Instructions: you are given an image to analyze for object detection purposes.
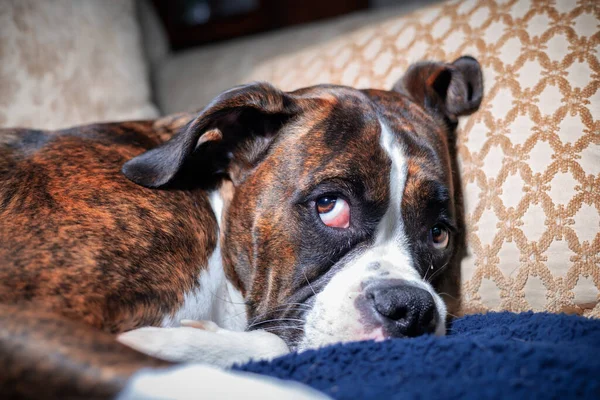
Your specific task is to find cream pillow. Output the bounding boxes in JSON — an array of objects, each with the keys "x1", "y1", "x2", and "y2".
[
  {"x1": 0, "y1": 0, "x2": 158, "y2": 129},
  {"x1": 247, "y1": 0, "x2": 600, "y2": 317}
]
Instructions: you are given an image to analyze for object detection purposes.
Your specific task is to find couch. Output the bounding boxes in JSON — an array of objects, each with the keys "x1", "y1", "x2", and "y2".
[
  {"x1": 2, "y1": 0, "x2": 597, "y2": 318},
  {"x1": 2, "y1": 1, "x2": 599, "y2": 399}
]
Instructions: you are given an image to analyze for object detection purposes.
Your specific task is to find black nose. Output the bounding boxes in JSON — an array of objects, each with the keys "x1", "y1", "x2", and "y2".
[{"x1": 365, "y1": 281, "x2": 438, "y2": 337}]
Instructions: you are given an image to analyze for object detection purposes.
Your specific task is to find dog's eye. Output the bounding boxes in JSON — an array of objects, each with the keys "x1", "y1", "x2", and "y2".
[
  {"x1": 430, "y1": 224, "x2": 449, "y2": 249},
  {"x1": 316, "y1": 196, "x2": 350, "y2": 229}
]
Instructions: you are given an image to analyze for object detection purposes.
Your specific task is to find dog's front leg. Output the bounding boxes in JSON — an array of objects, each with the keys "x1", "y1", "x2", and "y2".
[
  {"x1": 118, "y1": 321, "x2": 289, "y2": 368},
  {"x1": 117, "y1": 323, "x2": 331, "y2": 400}
]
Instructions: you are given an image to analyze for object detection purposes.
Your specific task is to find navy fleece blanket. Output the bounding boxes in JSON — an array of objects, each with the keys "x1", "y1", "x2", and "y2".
[{"x1": 236, "y1": 312, "x2": 600, "y2": 399}]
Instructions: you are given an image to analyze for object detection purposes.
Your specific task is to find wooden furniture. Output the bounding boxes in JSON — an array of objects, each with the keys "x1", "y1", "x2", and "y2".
[{"x1": 151, "y1": 0, "x2": 369, "y2": 50}]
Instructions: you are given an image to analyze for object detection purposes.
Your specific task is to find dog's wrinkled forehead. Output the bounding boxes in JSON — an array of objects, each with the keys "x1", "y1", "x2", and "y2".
[
  {"x1": 257, "y1": 86, "x2": 451, "y2": 198},
  {"x1": 261, "y1": 86, "x2": 392, "y2": 198}
]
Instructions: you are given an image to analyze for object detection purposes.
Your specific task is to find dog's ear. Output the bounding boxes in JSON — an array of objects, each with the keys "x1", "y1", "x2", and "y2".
[
  {"x1": 393, "y1": 56, "x2": 483, "y2": 122},
  {"x1": 122, "y1": 82, "x2": 299, "y2": 188}
]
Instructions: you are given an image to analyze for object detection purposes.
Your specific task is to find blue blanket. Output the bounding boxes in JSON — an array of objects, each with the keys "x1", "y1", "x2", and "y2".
[{"x1": 237, "y1": 312, "x2": 600, "y2": 399}]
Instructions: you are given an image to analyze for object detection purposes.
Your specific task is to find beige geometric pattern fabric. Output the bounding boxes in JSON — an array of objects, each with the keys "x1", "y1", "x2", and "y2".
[
  {"x1": 247, "y1": 0, "x2": 600, "y2": 317},
  {"x1": 0, "y1": 0, "x2": 158, "y2": 130}
]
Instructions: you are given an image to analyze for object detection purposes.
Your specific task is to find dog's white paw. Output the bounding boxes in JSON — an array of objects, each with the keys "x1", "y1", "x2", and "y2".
[
  {"x1": 180, "y1": 319, "x2": 220, "y2": 332},
  {"x1": 118, "y1": 325, "x2": 289, "y2": 368},
  {"x1": 118, "y1": 364, "x2": 330, "y2": 400}
]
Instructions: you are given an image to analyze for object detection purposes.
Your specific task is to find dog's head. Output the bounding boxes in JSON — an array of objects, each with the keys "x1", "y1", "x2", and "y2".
[{"x1": 123, "y1": 56, "x2": 483, "y2": 350}]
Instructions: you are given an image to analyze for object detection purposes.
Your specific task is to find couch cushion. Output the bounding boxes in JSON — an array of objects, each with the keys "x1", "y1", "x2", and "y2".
[
  {"x1": 0, "y1": 0, "x2": 158, "y2": 130},
  {"x1": 245, "y1": 0, "x2": 599, "y2": 316}
]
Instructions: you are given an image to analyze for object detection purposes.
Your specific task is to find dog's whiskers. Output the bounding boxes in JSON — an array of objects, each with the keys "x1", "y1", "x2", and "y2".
[
  {"x1": 437, "y1": 292, "x2": 459, "y2": 301},
  {"x1": 427, "y1": 260, "x2": 450, "y2": 283},
  {"x1": 220, "y1": 304, "x2": 310, "y2": 327},
  {"x1": 247, "y1": 303, "x2": 311, "y2": 322},
  {"x1": 262, "y1": 326, "x2": 305, "y2": 333},
  {"x1": 423, "y1": 254, "x2": 434, "y2": 281},
  {"x1": 200, "y1": 277, "x2": 311, "y2": 325},
  {"x1": 303, "y1": 268, "x2": 317, "y2": 296},
  {"x1": 248, "y1": 317, "x2": 305, "y2": 330}
]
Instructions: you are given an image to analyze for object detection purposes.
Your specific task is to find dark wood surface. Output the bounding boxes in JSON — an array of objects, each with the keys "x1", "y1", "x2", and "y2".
[{"x1": 151, "y1": 0, "x2": 369, "y2": 51}]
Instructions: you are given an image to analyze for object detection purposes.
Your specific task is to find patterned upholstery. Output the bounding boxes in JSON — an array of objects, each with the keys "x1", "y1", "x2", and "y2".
[
  {"x1": 0, "y1": 0, "x2": 158, "y2": 130},
  {"x1": 247, "y1": 0, "x2": 600, "y2": 316},
  {"x1": 2, "y1": 0, "x2": 597, "y2": 316}
]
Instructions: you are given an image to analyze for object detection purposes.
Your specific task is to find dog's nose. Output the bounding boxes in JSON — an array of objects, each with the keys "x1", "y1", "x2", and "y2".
[{"x1": 365, "y1": 281, "x2": 437, "y2": 337}]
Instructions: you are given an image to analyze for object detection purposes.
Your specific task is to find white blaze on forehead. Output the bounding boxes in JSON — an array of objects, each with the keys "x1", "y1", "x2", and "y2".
[
  {"x1": 375, "y1": 120, "x2": 409, "y2": 246},
  {"x1": 298, "y1": 118, "x2": 446, "y2": 350},
  {"x1": 366, "y1": 119, "x2": 417, "y2": 282}
]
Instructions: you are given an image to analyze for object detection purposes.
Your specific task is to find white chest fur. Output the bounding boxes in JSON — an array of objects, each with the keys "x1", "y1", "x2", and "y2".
[{"x1": 161, "y1": 190, "x2": 247, "y2": 331}]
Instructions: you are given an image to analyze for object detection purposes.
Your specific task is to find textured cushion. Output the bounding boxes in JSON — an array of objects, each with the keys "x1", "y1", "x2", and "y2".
[
  {"x1": 238, "y1": 312, "x2": 600, "y2": 399},
  {"x1": 0, "y1": 0, "x2": 158, "y2": 130},
  {"x1": 246, "y1": 0, "x2": 600, "y2": 316}
]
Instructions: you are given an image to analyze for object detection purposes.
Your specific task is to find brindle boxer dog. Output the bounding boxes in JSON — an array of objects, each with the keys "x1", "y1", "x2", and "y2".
[{"x1": 0, "y1": 56, "x2": 482, "y2": 399}]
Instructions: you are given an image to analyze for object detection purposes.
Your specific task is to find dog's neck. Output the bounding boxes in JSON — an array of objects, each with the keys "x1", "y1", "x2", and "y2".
[{"x1": 160, "y1": 183, "x2": 248, "y2": 331}]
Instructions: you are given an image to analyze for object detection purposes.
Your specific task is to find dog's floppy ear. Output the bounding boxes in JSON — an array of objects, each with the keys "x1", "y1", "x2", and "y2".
[
  {"x1": 393, "y1": 56, "x2": 483, "y2": 122},
  {"x1": 122, "y1": 82, "x2": 298, "y2": 188}
]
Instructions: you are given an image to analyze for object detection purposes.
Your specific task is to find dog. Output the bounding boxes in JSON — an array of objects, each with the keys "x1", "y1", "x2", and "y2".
[{"x1": 0, "y1": 56, "x2": 482, "y2": 399}]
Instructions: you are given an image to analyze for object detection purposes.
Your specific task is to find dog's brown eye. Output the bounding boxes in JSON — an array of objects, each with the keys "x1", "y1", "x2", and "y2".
[
  {"x1": 316, "y1": 196, "x2": 350, "y2": 229},
  {"x1": 316, "y1": 197, "x2": 336, "y2": 213},
  {"x1": 431, "y1": 225, "x2": 449, "y2": 249}
]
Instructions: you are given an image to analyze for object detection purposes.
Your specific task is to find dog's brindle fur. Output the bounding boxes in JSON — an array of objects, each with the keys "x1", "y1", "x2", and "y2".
[
  {"x1": 0, "y1": 115, "x2": 216, "y2": 332},
  {"x1": 0, "y1": 57, "x2": 482, "y2": 398}
]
